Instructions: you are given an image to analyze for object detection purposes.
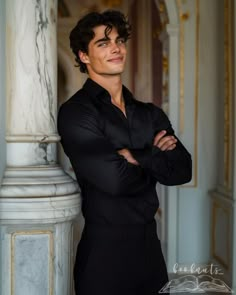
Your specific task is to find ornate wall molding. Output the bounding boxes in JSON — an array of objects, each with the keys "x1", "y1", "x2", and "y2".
[
  {"x1": 211, "y1": 199, "x2": 231, "y2": 270},
  {"x1": 223, "y1": 0, "x2": 233, "y2": 191},
  {"x1": 176, "y1": 0, "x2": 199, "y2": 187},
  {"x1": 11, "y1": 230, "x2": 54, "y2": 295},
  {"x1": 176, "y1": 0, "x2": 186, "y2": 134}
]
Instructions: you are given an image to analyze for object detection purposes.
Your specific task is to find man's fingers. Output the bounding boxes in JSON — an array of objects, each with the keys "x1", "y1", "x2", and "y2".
[
  {"x1": 153, "y1": 130, "x2": 167, "y2": 146},
  {"x1": 157, "y1": 136, "x2": 172, "y2": 148},
  {"x1": 155, "y1": 136, "x2": 176, "y2": 148},
  {"x1": 117, "y1": 148, "x2": 139, "y2": 165},
  {"x1": 129, "y1": 159, "x2": 139, "y2": 165},
  {"x1": 117, "y1": 148, "x2": 129, "y2": 157},
  {"x1": 160, "y1": 137, "x2": 177, "y2": 150},
  {"x1": 153, "y1": 134, "x2": 177, "y2": 151},
  {"x1": 166, "y1": 143, "x2": 176, "y2": 151}
]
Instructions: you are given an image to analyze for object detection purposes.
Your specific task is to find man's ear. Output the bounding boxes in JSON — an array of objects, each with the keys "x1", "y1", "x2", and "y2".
[{"x1": 79, "y1": 50, "x2": 90, "y2": 64}]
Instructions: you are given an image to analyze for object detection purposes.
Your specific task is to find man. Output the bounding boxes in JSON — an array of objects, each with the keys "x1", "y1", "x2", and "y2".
[{"x1": 58, "y1": 10, "x2": 192, "y2": 295}]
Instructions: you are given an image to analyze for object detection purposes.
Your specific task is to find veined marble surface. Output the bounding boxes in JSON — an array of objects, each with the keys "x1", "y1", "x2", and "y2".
[
  {"x1": 6, "y1": 0, "x2": 57, "y2": 136},
  {"x1": 13, "y1": 234, "x2": 51, "y2": 295},
  {"x1": 7, "y1": 142, "x2": 57, "y2": 166},
  {"x1": 0, "y1": 165, "x2": 81, "y2": 223},
  {"x1": 0, "y1": 165, "x2": 79, "y2": 196},
  {"x1": 1, "y1": 220, "x2": 76, "y2": 295},
  {"x1": 0, "y1": 194, "x2": 81, "y2": 223}
]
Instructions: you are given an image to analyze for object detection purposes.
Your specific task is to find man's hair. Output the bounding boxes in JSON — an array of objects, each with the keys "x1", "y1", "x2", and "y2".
[{"x1": 69, "y1": 10, "x2": 132, "y2": 73}]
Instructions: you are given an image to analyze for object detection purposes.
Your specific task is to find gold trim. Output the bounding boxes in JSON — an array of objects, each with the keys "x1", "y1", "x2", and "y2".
[
  {"x1": 155, "y1": 0, "x2": 169, "y2": 102},
  {"x1": 176, "y1": 0, "x2": 185, "y2": 134},
  {"x1": 178, "y1": 0, "x2": 199, "y2": 188},
  {"x1": 223, "y1": 0, "x2": 233, "y2": 189},
  {"x1": 181, "y1": 12, "x2": 189, "y2": 21},
  {"x1": 211, "y1": 200, "x2": 230, "y2": 269},
  {"x1": 70, "y1": 223, "x2": 74, "y2": 295},
  {"x1": 11, "y1": 230, "x2": 54, "y2": 295},
  {"x1": 156, "y1": 0, "x2": 169, "y2": 30}
]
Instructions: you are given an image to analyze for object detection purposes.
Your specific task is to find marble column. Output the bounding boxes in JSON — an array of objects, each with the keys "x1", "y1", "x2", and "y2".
[{"x1": 0, "y1": 1, "x2": 80, "y2": 295}]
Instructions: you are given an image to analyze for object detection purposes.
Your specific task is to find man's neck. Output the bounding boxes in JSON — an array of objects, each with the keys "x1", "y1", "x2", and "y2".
[{"x1": 89, "y1": 74, "x2": 123, "y2": 106}]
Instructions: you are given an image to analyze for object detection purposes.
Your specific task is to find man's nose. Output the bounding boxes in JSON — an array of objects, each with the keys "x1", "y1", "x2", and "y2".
[{"x1": 111, "y1": 42, "x2": 120, "y2": 53}]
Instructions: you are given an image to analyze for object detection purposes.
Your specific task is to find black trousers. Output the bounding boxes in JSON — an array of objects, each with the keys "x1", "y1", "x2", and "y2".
[{"x1": 74, "y1": 220, "x2": 169, "y2": 295}]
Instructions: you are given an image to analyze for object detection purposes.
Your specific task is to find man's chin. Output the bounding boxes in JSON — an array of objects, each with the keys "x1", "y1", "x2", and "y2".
[{"x1": 101, "y1": 70, "x2": 125, "y2": 76}]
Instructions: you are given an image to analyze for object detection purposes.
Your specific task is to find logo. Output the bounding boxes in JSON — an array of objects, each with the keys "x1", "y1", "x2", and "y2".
[{"x1": 159, "y1": 263, "x2": 234, "y2": 293}]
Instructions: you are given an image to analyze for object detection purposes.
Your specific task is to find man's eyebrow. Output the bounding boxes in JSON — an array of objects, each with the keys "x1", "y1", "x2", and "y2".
[
  {"x1": 93, "y1": 36, "x2": 124, "y2": 45},
  {"x1": 94, "y1": 37, "x2": 110, "y2": 44}
]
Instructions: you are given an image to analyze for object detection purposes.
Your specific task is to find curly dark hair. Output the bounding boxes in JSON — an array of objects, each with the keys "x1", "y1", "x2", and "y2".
[{"x1": 69, "y1": 10, "x2": 132, "y2": 73}]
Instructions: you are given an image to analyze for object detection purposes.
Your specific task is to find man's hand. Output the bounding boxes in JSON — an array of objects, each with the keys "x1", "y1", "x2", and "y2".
[
  {"x1": 153, "y1": 130, "x2": 177, "y2": 151},
  {"x1": 118, "y1": 130, "x2": 176, "y2": 165},
  {"x1": 117, "y1": 148, "x2": 139, "y2": 165}
]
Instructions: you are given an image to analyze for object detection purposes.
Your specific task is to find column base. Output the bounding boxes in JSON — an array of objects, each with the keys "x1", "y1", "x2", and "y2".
[{"x1": 0, "y1": 165, "x2": 81, "y2": 295}]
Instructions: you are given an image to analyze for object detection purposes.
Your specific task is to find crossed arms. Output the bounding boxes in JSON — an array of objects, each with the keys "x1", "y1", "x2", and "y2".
[
  {"x1": 58, "y1": 102, "x2": 192, "y2": 196},
  {"x1": 118, "y1": 130, "x2": 177, "y2": 165}
]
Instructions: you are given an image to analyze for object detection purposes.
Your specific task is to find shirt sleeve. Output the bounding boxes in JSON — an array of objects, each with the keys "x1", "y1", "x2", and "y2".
[
  {"x1": 58, "y1": 102, "x2": 151, "y2": 196},
  {"x1": 131, "y1": 104, "x2": 192, "y2": 186}
]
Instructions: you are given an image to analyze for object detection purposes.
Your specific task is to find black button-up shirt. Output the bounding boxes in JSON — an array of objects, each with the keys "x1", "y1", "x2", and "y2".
[{"x1": 58, "y1": 78, "x2": 192, "y2": 225}]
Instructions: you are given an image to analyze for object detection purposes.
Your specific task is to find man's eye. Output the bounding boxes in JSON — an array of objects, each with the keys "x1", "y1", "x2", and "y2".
[
  {"x1": 98, "y1": 42, "x2": 108, "y2": 47},
  {"x1": 117, "y1": 39, "x2": 125, "y2": 44}
]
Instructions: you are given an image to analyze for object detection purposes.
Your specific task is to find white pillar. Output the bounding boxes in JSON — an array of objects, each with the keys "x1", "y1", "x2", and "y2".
[{"x1": 0, "y1": 1, "x2": 80, "y2": 295}]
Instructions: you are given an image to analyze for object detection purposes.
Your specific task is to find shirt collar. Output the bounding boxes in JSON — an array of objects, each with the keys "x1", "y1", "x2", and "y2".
[{"x1": 83, "y1": 78, "x2": 136, "y2": 106}]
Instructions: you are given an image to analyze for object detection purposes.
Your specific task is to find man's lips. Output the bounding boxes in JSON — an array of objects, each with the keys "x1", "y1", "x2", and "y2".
[{"x1": 107, "y1": 57, "x2": 124, "y2": 62}]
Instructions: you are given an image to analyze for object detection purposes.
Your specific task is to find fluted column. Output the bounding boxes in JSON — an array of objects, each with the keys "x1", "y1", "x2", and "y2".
[{"x1": 0, "y1": 1, "x2": 80, "y2": 295}]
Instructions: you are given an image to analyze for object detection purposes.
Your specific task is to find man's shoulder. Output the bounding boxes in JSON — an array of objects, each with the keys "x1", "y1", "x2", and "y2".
[
  {"x1": 57, "y1": 88, "x2": 100, "y2": 134},
  {"x1": 59, "y1": 88, "x2": 95, "y2": 114},
  {"x1": 63, "y1": 88, "x2": 91, "y2": 106}
]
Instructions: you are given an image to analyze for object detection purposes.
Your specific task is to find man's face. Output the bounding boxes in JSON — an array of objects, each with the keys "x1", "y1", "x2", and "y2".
[{"x1": 80, "y1": 25, "x2": 127, "y2": 77}]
